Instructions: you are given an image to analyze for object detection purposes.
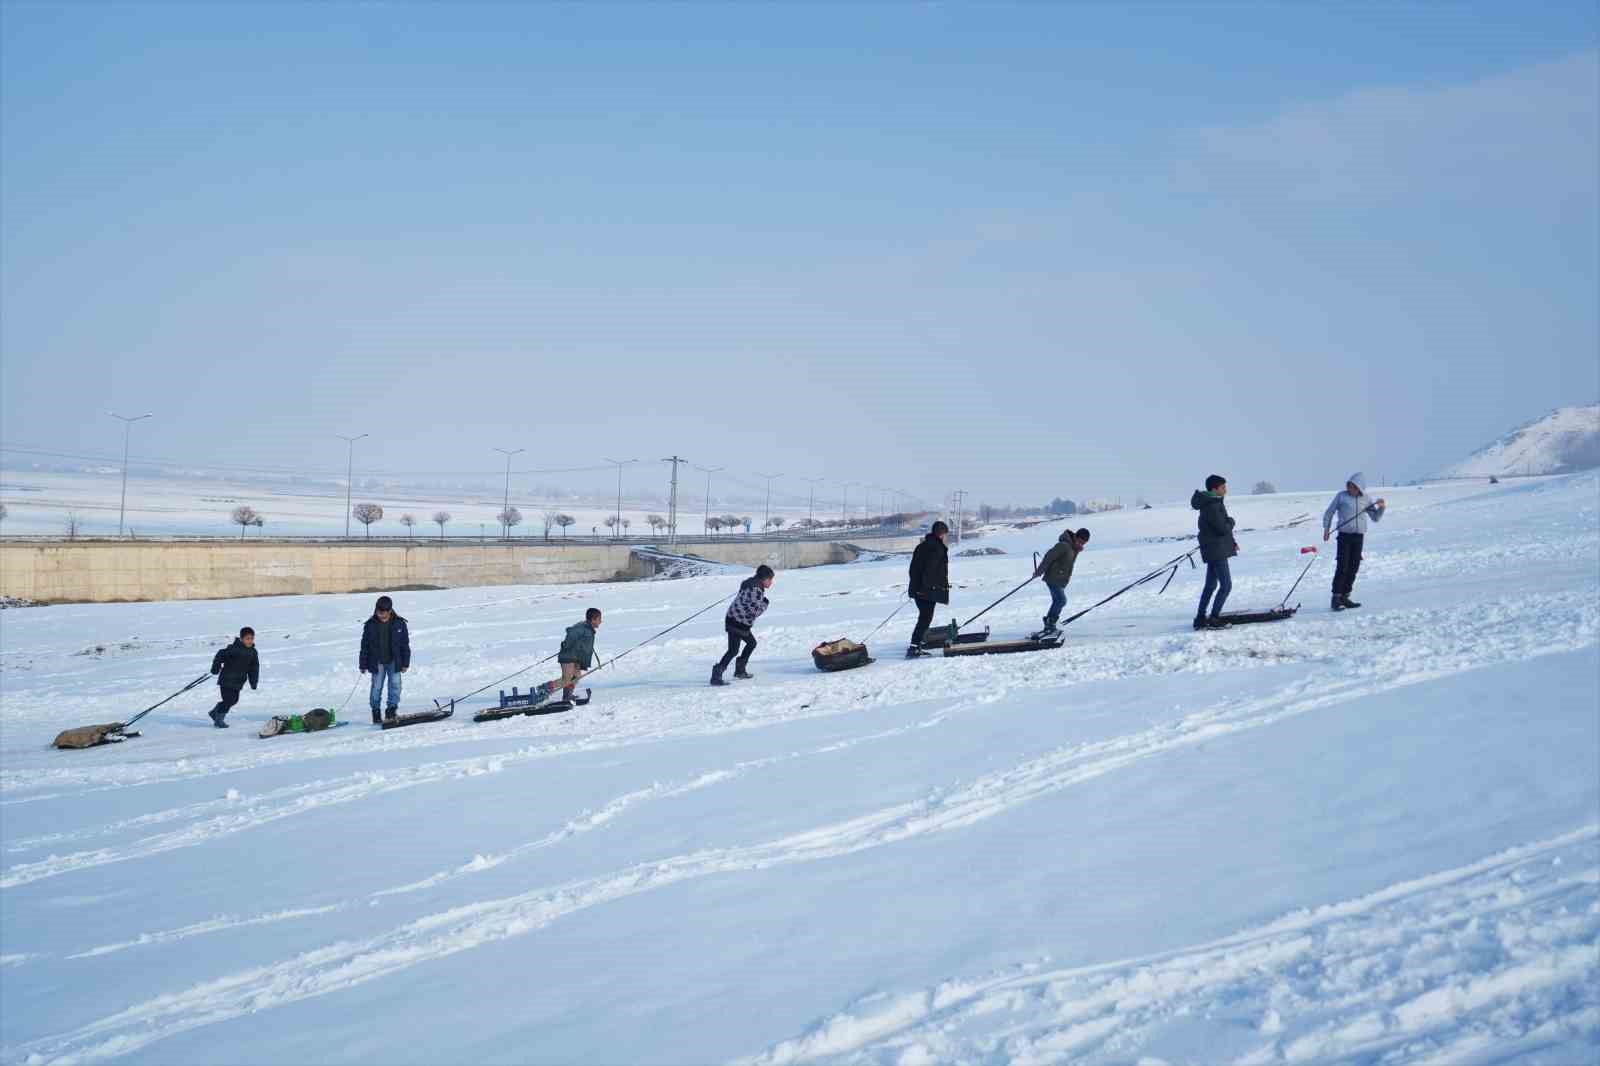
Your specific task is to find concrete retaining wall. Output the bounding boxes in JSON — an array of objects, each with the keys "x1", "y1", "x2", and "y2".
[{"x1": 0, "y1": 537, "x2": 922, "y2": 604}]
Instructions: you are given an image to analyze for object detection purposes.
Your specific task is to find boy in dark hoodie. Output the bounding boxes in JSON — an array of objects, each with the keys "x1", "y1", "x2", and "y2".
[
  {"x1": 712, "y1": 565, "x2": 774, "y2": 686},
  {"x1": 208, "y1": 627, "x2": 259, "y2": 728},
  {"x1": 1191, "y1": 475, "x2": 1238, "y2": 630},
  {"x1": 1033, "y1": 527, "x2": 1090, "y2": 636}
]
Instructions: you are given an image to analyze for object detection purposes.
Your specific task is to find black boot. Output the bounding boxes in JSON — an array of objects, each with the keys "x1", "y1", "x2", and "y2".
[
  {"x1": 734, "y1": 666, "x2": 754, "y2": 680},
  {"x1": 1331, "y1": 595, "x2": 1345, "y2": 612},
  {"x1": 1193, "y1": 616, "x2": 1208, "y2": 631},
  {"x1": 561, "y1": 686, "x2": 575, "y2": 703},
  {"x1": 905, "y1": 643, "x2": 927, "y2": 659},
  {"x1": 1341, "y1": 594, "x2": 1361, "y2": 609},
  {"x1": 1207, "y1": 616, "x2": 1232, "y2": 630},
  {"x1": 371, "y1": 708, "x2": 384, "y2": 725},
  {"x1": 710, "y1": 667, "x2": 729, "y2": 687},
  {"x1": 384, "y1": 706, "x2": 399, "y2": 722},
  {"x1": 209, "y1": 708, "x2": 229, "y2": 728}
]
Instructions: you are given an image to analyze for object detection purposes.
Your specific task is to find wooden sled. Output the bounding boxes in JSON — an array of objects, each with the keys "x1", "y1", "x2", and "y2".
[
  {"x1": 943, "y1": 635, "x2": 1064, "y2": 657},
  {"x1": 474, "y1": 689, "x2": 591, "y2": 722}
]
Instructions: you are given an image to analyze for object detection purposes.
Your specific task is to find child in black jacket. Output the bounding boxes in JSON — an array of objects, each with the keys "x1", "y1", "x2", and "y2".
[{"x1": 209, "y1": 627, "x2": 259, "y2": 728}]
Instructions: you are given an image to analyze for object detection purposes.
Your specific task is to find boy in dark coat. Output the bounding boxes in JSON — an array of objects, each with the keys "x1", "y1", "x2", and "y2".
[
  {"x1": 906, "y1": 521, "x2": 950, "y2": 657},
  {"x1": 712, "y1": 565, "x2": 774, "y2": 686},
  {"x1": 1191, "y1": 475, "x2": 1238, "y2": 630},
  {"x1": 1033, "y1": 527, "x2": 1090, "y2": 635},
  {"x1": 359, "y1": 595, "x2": 411, "y2": 724},
  {"x1": 208, "y1": 627, "x2": 259, "y2": 728}
]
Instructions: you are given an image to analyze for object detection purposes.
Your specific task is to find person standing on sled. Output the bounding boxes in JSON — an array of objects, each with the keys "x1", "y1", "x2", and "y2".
[
  {"x1": 1323, "y1": 472, "x2": 1386, "y2": 611},
  {"x1": 360, "y1": 595, "x2": 411, "y2": 724},
  {"x1": 1191, "y1": 475, "x2": 1239, "y2": 630},
  {"x1": 711, "y1": 565, "x2": 774, "y2": 686},
  {"x1": 1033, "y1": 527, "x2": 1090, "y2": 637},
  {"x1": 209, "y1": 626, "x2": 259, "y2": 728},
  {"x1": 906, "y1": 520, "x2": 951, "y2": 657}
]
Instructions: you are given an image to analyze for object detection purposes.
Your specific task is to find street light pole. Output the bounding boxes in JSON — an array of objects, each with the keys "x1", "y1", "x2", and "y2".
[
  {"x1": 802, "y1": 476, "x2": 824, "y2": 530},
  {"x1": 493, "y1": 447, "x2": 524, "y2": 538},
  {"x1": 842, "y1": 481, "x2": 857, "y2": 527},
  {"x1": 693, "y1": 465, "x2": 723, "y2": 537},
  {"x1": 603, "y1": 458, "x2": 638, "y2": 540},
  {"x1": 756, "y1": 472, "x2": 782, "y2": 533},
  {"x1": 107, "y1": 411, "x2": 152, "y2": 537},
  {"x1": 336, "y1": 433, "x2": 368, "y2": 538}
]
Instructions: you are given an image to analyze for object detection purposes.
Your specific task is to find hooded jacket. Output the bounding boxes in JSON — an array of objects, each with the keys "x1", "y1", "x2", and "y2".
[
  {"x1": 1323, "y1": 471, "x2": 1384, "y2": 536},
  {"x1": 907, "y1": 533, "x2": 951, "y2": 604},
  {"x1": 360, "y1": 611, "x2": 411, "y2": 672},
  {"x1": 558, "y1": 620, "x2": 597, "y2": 668},
  {"x1": 1191, "y1": 490, "x2": 1237, "y2": 564},
  {"x1": 726, "y1": 576, "x2": 771, "y2": 628},
  {"x1": 1036, "y1": 530, "x2": 1082, "y2": 587},
  {"x1": 211, "y1": 638, "x2": 260, "y2": 691}
]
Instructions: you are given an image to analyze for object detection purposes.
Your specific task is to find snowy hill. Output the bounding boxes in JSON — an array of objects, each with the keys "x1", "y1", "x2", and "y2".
[
  {"x1": 1, "y1": 476, "x2": 1596, "y2": 1063},
  {"x1": 1442, "y1": 403, "x2": 1600, "y2": 478}
]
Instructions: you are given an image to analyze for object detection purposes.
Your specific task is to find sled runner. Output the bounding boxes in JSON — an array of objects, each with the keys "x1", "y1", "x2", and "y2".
[
  {"x1": 474, "y1": 689, "x2": 592, "y2": 722},
  {"x1": 943, "y1": 634, "x2": 1065, "y2": 656},
  {"x1": 1215, "y1": 607, "x2": 1298, "y2": 626},
  {"x1": 812, "y1": 638, "x2": 874, "y2": 672},
  {"x1": 381, "y1": 703, "x2": 457, "y2": 729}
]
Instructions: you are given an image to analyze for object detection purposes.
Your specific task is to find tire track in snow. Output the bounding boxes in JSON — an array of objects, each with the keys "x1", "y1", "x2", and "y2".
[
  {"x1": 7, "y1": 644, "x2": 1592, "y2": 1066},
  {"x1": 65, "y1": 906, "x2": 344, "y2": 960},
  {"x1": 741, "y1": 827, "x2": 1600, "y2": 1065}
]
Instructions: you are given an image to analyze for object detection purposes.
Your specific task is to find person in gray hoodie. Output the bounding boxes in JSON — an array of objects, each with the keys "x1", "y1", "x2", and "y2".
[{"x1": 1322, "y1": 472, "x2": 1386, "y2": 611}]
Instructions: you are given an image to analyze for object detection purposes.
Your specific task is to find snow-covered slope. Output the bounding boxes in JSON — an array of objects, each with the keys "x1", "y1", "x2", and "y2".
[
  {"x1": 1443, "y1": 404, "x2": 1600, "y2": 478},
  {"x1": 1, "y1": 476, "x2": 1596, "y2": 1064}
]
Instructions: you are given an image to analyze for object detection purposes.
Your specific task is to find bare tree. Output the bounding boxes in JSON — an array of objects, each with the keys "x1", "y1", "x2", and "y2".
[
  {"x1": 622, "y1": 517, "x2": 631, "y2": 535},
  {"x1": 542, "y1": 511, "x2": 560, "y2": 541},
  {"x1": 352, "y1": 503, "x2": 384, "y2": 538},
  {"x1": 64, "y1": 511, "x2": 81, "y2": 539},
  {"x1": 399, "y1": 513, "x2": 417, "y2": 540},
  {"x1": 556, "y1": 513, "x2": 575, "y2": 538},
  {"x1": 604, "y1": 515, "x2": 619, "y2": 537},
  {"x1": 1252, "y1": 481, "x2": 1277, "y2": 495},
  {"x1": 252, "y1": 514, "x2": 266, "y2": 534},
  {"x1": 497, "y1": 507, "x2": 523, "y2": 536},
  {"x1": 766, "y1": 516, "x2": 786, "y2": 531},
  {"x1": 0, "y1": 502, "x2": 7, "y2": 525},
  {"x1": 707, "y1": 516, "x2": 723, "y2": 535},
  {"x1": 433, "y1": 511, "x2": 451, "y2": 539},
  {"x1": 231, "y1": 505, "x2": 260, "y2": 539},
  {"x1": 646, "y1": 513, "x2": 666, "y2": 535}
]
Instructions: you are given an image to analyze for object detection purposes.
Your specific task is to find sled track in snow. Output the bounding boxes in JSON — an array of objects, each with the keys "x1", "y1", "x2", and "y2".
[
  {"x1": 744, "y1": 827, "x2": 1600, "y2": 1065},
  {"x1": 4, "y1": 589, "x2": 1594, "y2": 892},
  {"x1": 7, "y1": 633, "x2": 1597, "y2": 1064}
]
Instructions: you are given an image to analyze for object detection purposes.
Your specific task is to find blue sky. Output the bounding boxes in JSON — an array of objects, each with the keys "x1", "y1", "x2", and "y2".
[{"x1": 2, "y1": 2, "x2": 1595, "y2": 508}]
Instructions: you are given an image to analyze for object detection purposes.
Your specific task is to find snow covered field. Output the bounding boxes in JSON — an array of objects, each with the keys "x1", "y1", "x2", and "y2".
[{"x1": 1, "y1": 475, "x2": 1596, "y2": 1064}]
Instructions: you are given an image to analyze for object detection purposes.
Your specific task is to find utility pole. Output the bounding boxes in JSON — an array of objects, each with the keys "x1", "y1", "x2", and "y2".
[
  {"x1": 107, "y1": 411, "x2": 153, "y2": 537},
  {"x1": 493, "y1": 447, "x2": 523, "y2": 538},
  {"x1": 336, "y1": 432, "x2": 368, "y2": 538},
  {"x1": 661, "y1": 455, "x2": 687, "y2": 549},
  {"x1": 603, "y1": 458, "x2": 638, "y2": 540},
  {"x1": 952, "y1": 489, "x2": 968, "y2": 544},
  {"x1": 757, "y1": 471, "x2": 782, "y2": 533},
  {"x1": 694, "y1": 464, "x2": 724, "y2": 538},
  {"x1": 802, "y1": 476, "x2": 824, "y2": 531}
]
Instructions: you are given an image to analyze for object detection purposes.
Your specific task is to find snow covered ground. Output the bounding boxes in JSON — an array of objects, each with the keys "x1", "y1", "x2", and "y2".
[
  {"x1": 1443, "y1": 404, "x2": 1600, "y2": 479},
  {"x1": 1, "y1": 475, "x2": 1596, "y2": 1064}
]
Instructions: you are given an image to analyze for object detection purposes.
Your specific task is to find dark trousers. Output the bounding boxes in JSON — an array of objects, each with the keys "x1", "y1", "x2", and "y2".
[
  {"x1": 211, "y1": 685, "x2": 241, "y2": 719},
  {"x1": 909, "y1": 597, "x2": 938, "y2": 645},
  {"x1": 1198, "y1": 559, "x2": 1232, "y2": 618},
  {"x1": 716, "y1": 623, "x2": 756, "y2": 673},
  {"x1": 1332, "y1": 532, "x2": 1364, "y2": 596}
]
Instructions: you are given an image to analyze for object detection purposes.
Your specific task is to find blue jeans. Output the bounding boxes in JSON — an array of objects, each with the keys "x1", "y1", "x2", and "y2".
[
  {"x1": 369, "y1": 663, "x2": 402, "y2": 712},
  {"x1": 1198, "y1": 560, "x2": 1232, "y2": 618},
  {"x1": 1045, "y1": 583, "x2": 1068, "y2": 625}
]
